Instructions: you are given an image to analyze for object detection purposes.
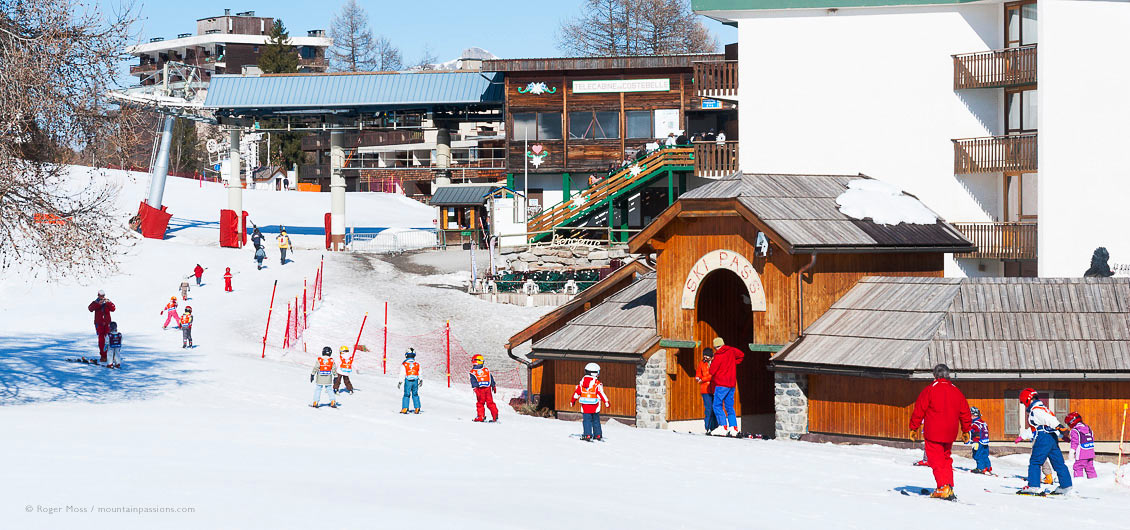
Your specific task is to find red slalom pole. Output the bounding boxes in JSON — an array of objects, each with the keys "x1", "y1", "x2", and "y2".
[
  {"x1": 283, "y1": 301, "x2": 291, "y2": 349},
  {"x1": 318, "y1": 255, "x2": 325, "y2": 302},
  {"x1": 445, "y1": 320, "x2": 452, "y2": 388},
  {"x1": 303, "y1": 278, "x2": 308, "y2": 329},
  {"x1": 382, "y1": 301, "x2": 388, "y2": 374},
  {"x1": 352, "y1": 312, "x2": 368, "y2": 360},
  {"x1": 294, "y1": 296, "x2": 300, "y2": 334},
  {"x1": 261, "y1": 280, "x2": 278, "y2": 358}
]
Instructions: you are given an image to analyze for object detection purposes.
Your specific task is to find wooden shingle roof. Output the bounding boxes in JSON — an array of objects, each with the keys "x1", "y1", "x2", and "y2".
[
  {"x1": 530, "y1": 273, "x2": 658, "y2": 361},
  {"x1": 677, "y1": 173, "x2": 973, "y2": 251},
  {"x1": 773, "y1": 277, "x2": 1130, "y2": 380}
]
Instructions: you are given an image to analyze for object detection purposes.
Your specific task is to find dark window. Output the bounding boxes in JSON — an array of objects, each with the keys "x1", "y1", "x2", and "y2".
[
  {"x1": 568, "y1": 111, "x2": 619, "y2": 140},
  {"x1": 1006, "y1": 88, "x2": 1037, "y2": 133},
  {"x1": 1005, "y1": 0, "x2": 1037, "y2": 48},
  {"x1": 625, "y1": 111, "x2": 653, "y2": 139},
  {"x1": 512, "y1": 113, "x2": 535, "y2": 141},
  {"x1": 537, "y1": 113, "x2": 562, "y2": 140},
  {"x1": 513, "y1": 112, "x2": 561, "y2": 141}
]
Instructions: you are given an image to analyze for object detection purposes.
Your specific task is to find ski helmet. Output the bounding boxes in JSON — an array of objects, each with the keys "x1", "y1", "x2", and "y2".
[
  {"x1": 584, "y1": 362, "x2": 600, "y2": 374},
  {"x1": 1019, "y1": 388, "x2": 1038, "y2": 405},
  {"x1": 340, "y1": 346, "x2": 350, "y2": 354},
  {"x1": 969, "y1": 406, "x2": 981, "y2": 418},
  {"x1": 97, "y1": 289, "x2": 105, "y2": 296},
  {"x1": 184, "y1": 306, "x2": 192, "y2": 312},
  {"x1": 322, "y1": 346, "x2": 333, "y2": 356},
  {"x1": 1065, "y1": 412, "x2": 1083, "y2": 428},
  {"x1": 171, "y1": 296, "x2": 176, "y2": 301},
  {"x1": 405, "y1": 348, "x2": 416, "y2": 359},
  {"x1": 472, "y1": 354, "x2": 484, "y2": 365}
]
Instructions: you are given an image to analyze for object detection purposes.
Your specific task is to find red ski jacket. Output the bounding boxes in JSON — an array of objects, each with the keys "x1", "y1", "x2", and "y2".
[
  {"x1": 194, "y1": 265, "x2": 204, "y2": 279},
  {"x1": 909, "y1": 378, "x2": 972, "y2": 442},
  {"x1": 88, "y1": 299, "x2": 116, "y2": 327},
  {"x1": 708, "y1": 345, "x2": 744, "y2": 388}
]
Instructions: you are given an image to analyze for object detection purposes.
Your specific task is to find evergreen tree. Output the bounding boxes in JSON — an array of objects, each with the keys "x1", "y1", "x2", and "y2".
[
  {"x1": 170, "y1": 119, "x2": 201, "y2": 175},
  {"x1": 258, "y1": 20, "x2": 299, "y2": 74}
]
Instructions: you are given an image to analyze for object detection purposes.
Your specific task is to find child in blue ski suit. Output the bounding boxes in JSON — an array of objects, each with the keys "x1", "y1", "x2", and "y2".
[
  {"x1": 1015, "y1": 388, "x2": 1073, "y2": 495},
  {"x1": 398, "y1": 349, "x2": 422, "y2": 414},
  {"x1": 967, "y1": 406, "x2": 991, "y2": 473}
]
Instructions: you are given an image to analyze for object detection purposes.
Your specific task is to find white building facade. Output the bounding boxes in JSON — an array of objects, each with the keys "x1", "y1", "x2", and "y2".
[{"x1": 694, "y1": 0, "x2": 1130, "y2": 277}]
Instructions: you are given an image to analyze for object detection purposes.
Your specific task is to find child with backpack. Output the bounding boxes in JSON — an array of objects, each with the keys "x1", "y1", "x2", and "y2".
[
  {"x1": 397, "y1": 348, "x2": 422, "y2": 414},
  {"x1": 469, "y1": 354, "x2": 498, "y2": 422},
  {"x1": 1066, "y1": 412, "x2": 1097, "y2": 479},
  {"x1": 569, "y1": 362, "x2": 610, "y2": 442},
  {"x1": 254, "y1": 246, "x2": 267, "y2": 270},
  {"x1": 181, "y1": 306, "x2": 193, "y2": 348},
  {"x1": 106, "y1": 321, "x2": 123, "y2": 369},
  {"x1": 967, "y1": 406, "x2": 992, "y2": 474},
  {"x1": 162, "y1": 296, "x2": 181, "y2": 329}
]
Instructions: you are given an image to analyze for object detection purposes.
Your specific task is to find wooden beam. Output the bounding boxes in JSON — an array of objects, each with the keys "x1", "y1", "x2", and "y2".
[
  {"x1": 748, "y1": 343, "x2": 785, "y2": 352},
  {"x1": 659, "y1": 339, "x2": 698, "y2": 348},
  {"x1": 677, "y1": 210, "x2": 741, "y2": 218}
]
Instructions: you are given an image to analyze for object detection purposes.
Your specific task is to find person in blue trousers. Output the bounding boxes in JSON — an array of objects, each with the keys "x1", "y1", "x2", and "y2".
[
  {"x1": 397, "y1": 349, "x2": 423, "y2": 414},
  {"x1": 695, "y1": 348, "x2": 718, "y2": 434},
  {"x1": 708, "y1": 337, "x2": 744, "y2": 436},
  {"x1": 967, "y1": 406, "x2": 992, "y2": 473},
  {"x1": 1015, "y1": 388, "x2": 1073, "y2": 495}
]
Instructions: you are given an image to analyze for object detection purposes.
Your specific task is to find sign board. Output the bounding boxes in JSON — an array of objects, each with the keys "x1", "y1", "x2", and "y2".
[
  {"x1": 701, "y1": 98, "x2": 722, "y2": 109},
  {"x1": 572, "y1": 78, "x2": 670, "y2": 94},
  {"x1": 680, "y1": 249, "x2": 767, "y2": 311},
  {"x1": 654, "y1": 109, "x2": 681, "y2": 139}
]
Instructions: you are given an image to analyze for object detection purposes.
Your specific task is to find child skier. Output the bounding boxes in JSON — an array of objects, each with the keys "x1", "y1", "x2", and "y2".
[
  {"x1": 180, "y1": 306, "x2": 193, "y2": 348},
  {"x1": 106, "y1": 321, "x2": 123, "y2": 369},
  {"x1": 193, "y1": 264, "x2": 205, "y2": 286},
  {"x1": 1016, "y1": 388, "x2": 1073, "y2": 495},
  {"x1": 277, "y1": 228, "x2": 291, "y2": 265},
  {"x1": 1066, "y1": 412, "x2": 1097, "y2": 479},
  {"x1": 695, "y1": 348, "x2": 717, "y2": 435},
  {"x1": 469, "y1": 354, "x2": 498, "y2": 422},
  {"x1": 254, "y1": 246, "x2": 267, "y2": 270},
  {"x1": 397, "y1": 348, "x2": 422, "y2": 414},
  {"x1": 223, "y1": 267, "x2": 234, "y2": 292},
  {"x1": 967, "y1": 406, "x2": 992, "y2": 474},
  {"x1": 162, "y1": 296, "x2": 181, "y2": 329},
  {"x1": 334, "y1": 346, "x2": 355, "y2": 394},
  {"x1": 569, "y1": 362, "x2": 610, "y2": 442},
  {"x1": 179, "y1": 278, "x2": 190, "y2": 300},
  {"x1": 310, "y1": 346, "x2": 338, "y2": 408}
]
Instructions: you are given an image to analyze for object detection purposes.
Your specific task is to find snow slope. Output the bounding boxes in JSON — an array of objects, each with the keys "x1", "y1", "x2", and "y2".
[{"x1": 1, "y1": 169, "x2": 1129, "y2": 529}]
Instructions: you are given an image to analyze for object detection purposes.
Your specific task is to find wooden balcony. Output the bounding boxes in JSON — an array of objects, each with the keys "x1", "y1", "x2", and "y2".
[
  {"x1": 693, "y1": 141, "x2": 739, "y2": 178},
  {"x1": 953, "y1": 45, "x2": 1037, "y2": 90},
  {"x1": 953, "y1": 134, "x2": 1037, "y2": 174},
  {"x1": 693, "y1": 60, "x2": 738, "y2": 99},
  {"x1": 952, "y1": 222, "x2": 1037, "y2": 260}
]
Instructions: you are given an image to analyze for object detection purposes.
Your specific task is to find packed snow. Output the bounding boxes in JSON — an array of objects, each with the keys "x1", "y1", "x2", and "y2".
[
  {"x1": 2, "y1": 167, "x2": 1128, "y2": 529},
  {"x1": 836, "y1": 178, "x2": 938, "y2": 225}
]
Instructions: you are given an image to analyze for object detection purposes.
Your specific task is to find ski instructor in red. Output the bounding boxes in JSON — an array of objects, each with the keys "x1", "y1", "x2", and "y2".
[
  {"x1": 908, "y1": 363, "x2": 972, "y2": 500},
  {"x1": 87, "y1": 289, "x2": 116, "y2": 363}
]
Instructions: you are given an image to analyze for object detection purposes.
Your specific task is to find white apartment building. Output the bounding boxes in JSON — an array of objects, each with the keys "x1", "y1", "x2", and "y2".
[{"x1": 694, "y1": 0, "x2": 1130, "y2": 277}]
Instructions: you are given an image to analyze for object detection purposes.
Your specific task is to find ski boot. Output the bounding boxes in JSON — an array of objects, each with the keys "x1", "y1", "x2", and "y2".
[
  {"x1": 312, "y1": 402, "x2": 320, "y2": 408},
  {"x1": 182, "y1": 342, "x2": 187, "y2": 349},
  {"x1": 472, "y1": 417, "x2": 485, "y2": 422},
  {"x1": 188, "y1": 341, "x2": 192, "y2": 348},
  {"x1": 330, "y1": 401, "x2": 337, "y2": 408},
  {"x1": 913, "y1": 459, "x2": 929, "y2": 467},
  {"x1": 1016, "y1": 485, "x2": 1045, "y2": 496},
  {"x1": 579, "y1": 435, "x2": 592, "y2": 442},
  {"x1": 929, "y1": 485, "x2": 955, "y2": 500},
  {"x1": 399, "y1": 408, "x2": 409, "y2": 414},
  {"x1": 488, "y1": 418, "x2": 498, "y2": 423},
  {"x1": 594, "y1": 435, "x2": 602, "y2": 441},
  {"x1": 413, "y1": 408, "x2": 421, "y2": 414},
  {"x1": 1051, "y1": 486, "x2": 1073, "y2": 496},
  {"x1": 970, "y1": 468, "x2": 989, "y2": 475},
  {"x1": 1042, "y1": 473, "x2": 1054, "y2": 485}
]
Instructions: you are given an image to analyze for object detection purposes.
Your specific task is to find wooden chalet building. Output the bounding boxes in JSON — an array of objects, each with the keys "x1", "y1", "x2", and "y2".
[{"x1": 507, "y1": 172, "x2": 974, "y2": 432}]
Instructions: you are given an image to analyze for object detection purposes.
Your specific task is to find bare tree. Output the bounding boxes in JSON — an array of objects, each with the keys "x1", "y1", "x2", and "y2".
[
  {"x1": 374, "y1": 35, "x2": 403, "y2": 71},
  {"x1": 557, "y1": 0, "x2": 718, "y2": 56},
  {"x1": 0, "y1": 0, "x2": 141, "y2": 277},
  {"x1": 412, "y1": 43, "x2": 438, "y2": 70},
  {"x1": 328, "y1": 0, "x2": 376, "y2": 71}
]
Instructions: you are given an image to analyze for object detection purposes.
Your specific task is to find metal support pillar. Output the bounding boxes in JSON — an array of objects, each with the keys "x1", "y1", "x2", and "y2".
[
  {"x1": 147, "y1": 115, "x2": 176, "y2": 208},
  {"x1": 227, "y1": 128, "x2": 242, "y2": 216},
  {"x1": 329, "y1": 128, "x2": 346, "y2": 250},
  {"x1": 435, "y1": 126, "x2": 452, "y2": 187}
]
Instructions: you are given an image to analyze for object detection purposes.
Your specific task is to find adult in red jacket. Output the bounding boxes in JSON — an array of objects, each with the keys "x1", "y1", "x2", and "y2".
[
  {"x1": 909, "y1": 364, "x2": 973, "y2": 500},
  {"x1": 87, "y1": 290, "x2": 116, "y2": 363},
  {"x1": 708, "y1": 337, "x2": 745, "y2": 436}
]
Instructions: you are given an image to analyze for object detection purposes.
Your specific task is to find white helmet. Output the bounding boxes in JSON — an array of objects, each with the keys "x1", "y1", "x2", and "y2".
[{"x1": 584, "y1": 362, "x2": 600, "y2": 374}]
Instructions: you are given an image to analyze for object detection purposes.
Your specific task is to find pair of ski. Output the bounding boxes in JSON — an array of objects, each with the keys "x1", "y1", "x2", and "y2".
[{"x1": 65, "y1": 358, "x2": 122, "y2": 369}]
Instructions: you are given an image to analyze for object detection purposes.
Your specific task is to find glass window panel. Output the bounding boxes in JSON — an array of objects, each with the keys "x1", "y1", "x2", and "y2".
[
  {"x1": 537, "y1": 113, "x2": 562, "y2": 140},
  {"x1": 1006, "y1": 8, "x2": 1019, "y2": 47},
  {"x1": 1021, "y1": 173, "x2": 1038, "y2": 218},
  {"x1": 594, "y1": 111, "x2": 619, "y2": 139},
  {"x1": 1006, "y1": 92, "x2": 1021, "y2": 132},
  {"x1": 1021, "y1": 4, "x2": 1038, "y2": 45},
  {"x1": 568, "y1": 111, "x2": 593, "y2": 139},
  {"x1": 512, "y1": 113, "x2": 535, "y2": 141},
  {"x1": 1006, "y1": 175, "x2": 1020, "y2": 222},
  {"x1": 1023, "y1": 89, "x2": 1038, "y2": 131},
  {"x1": 625, "y1": 110, "x2": 653, "y2": 138}
]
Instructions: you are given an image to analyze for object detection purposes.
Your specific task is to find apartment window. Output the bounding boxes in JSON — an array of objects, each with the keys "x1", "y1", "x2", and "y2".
[
  {"x1": 1005, "y1": 0, "x2": 1037, "y2": 48},
  {"x1": 569, "y1": 111, "x2": 619, "y2": 139},
  {"x1": 512, "y1": 112, "x2": 561, "y2": 141},
  {"x1": 1004, "y1": 172, "x2": 1038, "y2": 221},
  {"x1": 625, "y1": 110, "x2": 654, "y2": 139},
  {"x1": 1006, "y1": 88, "x2": 1037, "y2": 133}
]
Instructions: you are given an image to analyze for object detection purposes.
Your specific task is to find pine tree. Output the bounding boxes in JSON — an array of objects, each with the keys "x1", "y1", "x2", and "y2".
[
  {"x1": 258, "y1": 20, "x2": 299, "y2": 74},
  {"x1": 170, "y1": 120, "x2": 201, "y2": 176}
]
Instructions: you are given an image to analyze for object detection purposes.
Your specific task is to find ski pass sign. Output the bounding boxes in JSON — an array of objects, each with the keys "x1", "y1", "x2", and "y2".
[{"x1": 680, "y1": 249, "x2": 767, "y2": 311}]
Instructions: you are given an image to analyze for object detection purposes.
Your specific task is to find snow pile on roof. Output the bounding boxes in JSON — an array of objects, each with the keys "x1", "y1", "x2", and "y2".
[
  {"x1": 434, "y1": 47, "x2": 497, "y2": 70},
  {"x1": 835, "y1": 179, "x2": 937, "y2": 226}
]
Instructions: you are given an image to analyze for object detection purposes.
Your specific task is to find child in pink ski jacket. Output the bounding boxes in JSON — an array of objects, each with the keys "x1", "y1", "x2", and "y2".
[
  {"x1": 1066, "y1": 412, "x2": 1097, "y2": 479},
  {"x1": 162, "y1": 297, "x2": 181, "y2": 329}
]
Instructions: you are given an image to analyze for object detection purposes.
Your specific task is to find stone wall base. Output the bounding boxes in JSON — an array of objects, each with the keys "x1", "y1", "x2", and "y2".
[
  {"x1": 636, "y1": 350, "x2": 667, "y2": 429},
  {"x1": 774, "y1": 371, "x2": 808, "y2": 440}
]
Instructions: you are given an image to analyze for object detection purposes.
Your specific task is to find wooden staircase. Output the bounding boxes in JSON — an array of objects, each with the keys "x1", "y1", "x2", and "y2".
[{"x1": 526, "y1": 147, "x2": 694, "y2": 242}]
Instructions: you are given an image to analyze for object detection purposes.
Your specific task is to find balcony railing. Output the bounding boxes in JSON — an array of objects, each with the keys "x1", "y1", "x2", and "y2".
[
  {"x1": 693, "y1": 141, "x2": 739, "y2": 178},
  {"x1": 693, "y1": 60, "x2": 738, "y2": 98},
  {"x1": 953, "y1": 45, "x2": 1037, "y2": 90},
  {"x1": 300, "y1": 130, "x2": 425, "y2": 151},
  {"x1": 952, "y1": 222, "x2": 1038, "y2": 260},
  {"x1": 297, "y1": 57, "x2": 328, "y2": 70},
  {"x1": 953, "y1": 134, "x2": 1037, "y2": 174}
]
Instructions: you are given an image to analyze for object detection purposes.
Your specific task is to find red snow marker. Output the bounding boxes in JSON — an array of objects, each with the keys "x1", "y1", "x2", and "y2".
[
  {"x1": 382, "y1": 301, "x2": 388, "y2": 374},
  {"x1": 262, "y1": 280, "x2": 278, "y2": 358},
  {"x1": 352, "y1": 312, "x2": 368, "y2": 363},
  {"x1": 282, "y1": 301, "x2": 291, "y2": 349},
  {"x1": 446, "y1": 320, "x2": 451, "y2": 388}
]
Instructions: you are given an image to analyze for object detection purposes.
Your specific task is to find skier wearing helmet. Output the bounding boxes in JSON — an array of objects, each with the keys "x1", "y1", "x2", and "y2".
[
  {"x1": 569, "y1": 362, "x2": 610, "y2": 441},
  {"x1": 334, "y1": 346, "x2": 355, "y2": 394},
  {"x1": 398, "y1": 348, "x2": 422, "y2": 414},
  {"x1": 1015, "y1": 388, "x2": 1073, "y2": 495},
  {"x1": 310, "y1": 347, "x2": 338, "y2": 408},
  {"x1": 180, "y1": 306, "x2": 194, "y2": 348},
  {"x1": 162, "y1": 296, "x2": 181, "y2": 329},
  {"x1": 469, "y1": 354, "x2": 498, "y2": 422}
]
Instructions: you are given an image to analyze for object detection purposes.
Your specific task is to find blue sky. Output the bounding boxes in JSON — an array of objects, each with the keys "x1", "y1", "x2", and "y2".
[{"x1": 116, "y1": 0, "x2": 735, "y2": 64}]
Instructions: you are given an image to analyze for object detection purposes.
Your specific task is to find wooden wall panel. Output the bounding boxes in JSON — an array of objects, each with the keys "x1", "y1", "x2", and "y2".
[
  {"x1": 809, "y1": 375, "x2": 1130, "y2": 441},
  {"x1": 554, "y1": 360, "x2": 636, "y2": 417}
]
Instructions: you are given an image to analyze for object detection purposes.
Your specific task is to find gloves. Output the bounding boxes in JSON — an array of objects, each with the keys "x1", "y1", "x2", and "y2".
[
  {"x1": 1013, "y1": 436, "x2": 1024, "y2": 444},
  {"x1": 961, "y1": 431, "x2": 971, "y2": 443},
  {"x1": 309, "y1": 375, "x2": 314, "y2": 383},
  {"x1": 397, "y1": 382, "x2": 401, "y2": 389},
  {"x1": 1056, "y1": 424, "x2": 1070, "y2": 441},
  {"x1": 570, "y1": 400, "x2": 576, "y2": 407},
  {"x1": 491, "y1": 386, "x2": 497, "y2": 394},
  {"x1": 971, "y1": 442, "x2": 980, "y2": 451},
  {"x1": 418, "y1": 380, "x2": 423, "y2": 387},
  {"x1": 909, "y1": 427, "x2": 919, "y2": 441}
]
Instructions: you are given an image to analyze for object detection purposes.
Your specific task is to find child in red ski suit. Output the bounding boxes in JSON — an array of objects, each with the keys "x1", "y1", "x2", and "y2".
[
  {"x1": 162, "y1": 296, "x2": 181, "y2": 329},
  {"x1": 1066, "y1": 412, "x2": 1097, "y2": 479},
  {"x1": 223, "y1": 267, "x2": 233, "y2": 292},
  {"x1": 570, "y1": 363, "x2": 610, "y2": 441},
  {"x1": 469, "y1": 354, "x2": 498, "y2": 422}
]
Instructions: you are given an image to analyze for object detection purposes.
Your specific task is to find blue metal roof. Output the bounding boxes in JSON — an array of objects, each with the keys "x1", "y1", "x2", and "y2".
[{"x1": 203, "y1": 71, "x2": 504, "y2": 111}]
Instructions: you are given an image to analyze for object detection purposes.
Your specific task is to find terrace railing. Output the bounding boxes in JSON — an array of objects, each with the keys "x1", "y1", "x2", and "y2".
[
  {"x1": 953, "y1": 134, "x2": 1037, "y2": 174},
  {"x1": 693, "y1": 141, "x2": 739, "y2": 178},
  {"x1": 952, "y1": 222, "x2": 1038, "y2": 260},
  {"x1": 693, "y1": 60, "x2": 738, "y2": 98},
  {"x1": 953, "y1": 45, "x2": 1037, "y2": 90}
]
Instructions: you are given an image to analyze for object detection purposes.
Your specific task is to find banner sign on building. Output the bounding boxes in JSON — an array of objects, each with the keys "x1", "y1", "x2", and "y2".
[
  {"x1": 572, "y1": 78, "x2": 670, "y2": 94},
  {"x1": 680, "y1": 249, "x2": 767, "y2": 311},
  {"x1": 701, "y1": 98, "x2": 722, "y2": 109}
]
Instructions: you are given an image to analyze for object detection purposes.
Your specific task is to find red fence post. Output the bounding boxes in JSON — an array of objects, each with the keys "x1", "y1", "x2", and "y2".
[
  {"x1": 352, "y1": 312, "x2": 368, "y2": 360},
  {"x1": 283, "y1": 301, "x2": 291, "y2": 349},
  {"x1": 383, "y1": 301, "x2": 388, "y2": 374},
  {"x1": 262, "y1": 280, "x2": 278, "y2": 359},
  {"x1": 446, "y1": 320, "x2": 451, "y2": 388},
  {"x1": 318, "y1": 255, "x2": 324, "y2": 301},
  {"x1": 303, "y1": 278, "x2": 308, "y2": 330}
]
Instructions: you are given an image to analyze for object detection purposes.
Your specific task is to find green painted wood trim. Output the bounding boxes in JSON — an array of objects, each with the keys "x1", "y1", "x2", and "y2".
[
  {"x1": 748, "y1": 343, "x2": 785, "y2": 352},
  {"x1": 693, "y1": 0, "x2": 981, "y2": 11},
  {"x1": 660, "y1": 339, "x2": 699, "y2": 348},
  {"x1": 506, "y1": 173, "x2": 514, "y2": 190},
  {"x1": 563, "y1": 172, "x2": 571, "y2": 200}
]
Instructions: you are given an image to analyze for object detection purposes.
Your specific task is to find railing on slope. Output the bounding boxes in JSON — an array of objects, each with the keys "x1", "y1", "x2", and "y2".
[{"x1": 526, "y1": 147, "x2": 694, "y2": 241}]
